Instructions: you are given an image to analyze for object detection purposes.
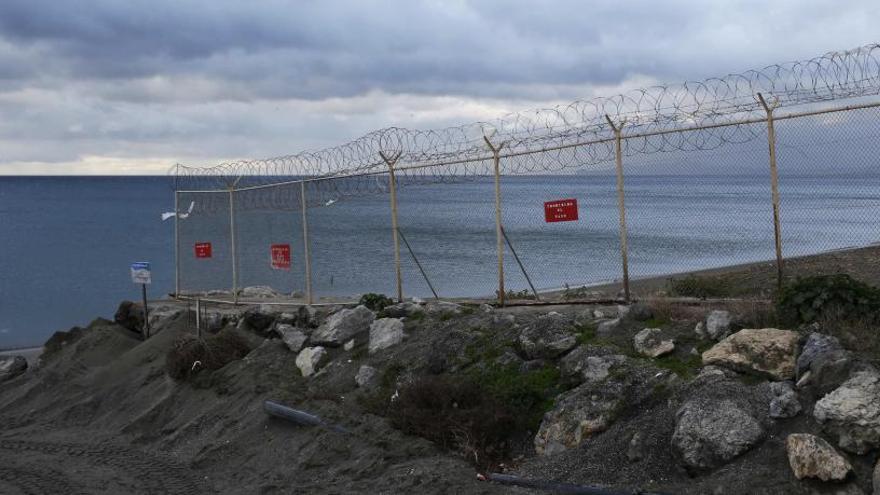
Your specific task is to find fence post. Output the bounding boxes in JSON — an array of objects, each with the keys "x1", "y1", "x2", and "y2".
[
  {"x1": 483, "y1": 136, "x2": 506, "y2": 306},
  {"x1": 379, "y1": 151, "x2": 404, "y2": 302},
  {"x1": 174, "y1": 190, "x2": 180, "y2": 299},
  {"x1": 605, "y1": 115, "x2": 631, "y2": 303},
  {"x1": 757, "y1": 93, "x2": 784, "y2": 292},
  {"x1": 229, "y1": 185, "x2": 239, "y2": 304},
  {"x1": 300, "y1": 181, "x2": 313, "y2": 305}
]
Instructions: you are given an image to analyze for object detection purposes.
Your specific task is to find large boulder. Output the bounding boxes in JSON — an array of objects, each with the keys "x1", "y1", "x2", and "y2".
[
  {"x1": 633, "y1": 328, "x2": 674, "y2": 358},
  {"x1": 797, "y1": 333, "x2": 843, "y2": 379},
  {"x1": 0, "y1": 355, "x2": 27, "y2": 382},
  {"x1": 517, "y1": 312, "x2": 577, "y2": 360},
  {"x1": 534, "y1": 379, "x2": 627, "y2": 456},
  {"x1": 701, "y1": 328, "x2": 800, "y2": 380},
  {"x1": 814, "y1": 371, "x2": 880, "y2": 454},
  {"x1": 242, "y1": 305, "x2": 277, "y2": 333},
  {"x1": 355, "y1": 365, "x2": 379, "y2": 389},
  {"x1": 274, "y1": 324, "x2": 308, "y2": 353},
  {"x1": 560, "y1": 347, "x2": 626, "y2": 383},
  {"x1": 382, "y1": 302, "x2": 425, "y2": 318},
  {"x1": 785, "y1": 433, "x2": 852, "y2": 482},
  {"x1": 368, "y1": 318, "x2": 405, "y2": 354},
  {"x1": 239, "y1": 286, "x2": 279, "y2": 299},
  {"x1": 295, "y1": 346, "x2": 327, "y2": 377},
  {"x1": 705, "y1": 310, "x2": 733, "y2": 340},
  {"x1": 808, "y1": 349, "x2": 856, "y2": 398},
  {"x1": 310, "y1": 305, "x2": 375, "y2": 347},
  {"x1": 146, "y1": 306, "x2": 185, "y2": 331},
  {"x1": 596, "y1": 318, "x2": 621, "y2": 336},
  {"x1": 672, "y1": 398, "x2": 765, "y2": 471}
]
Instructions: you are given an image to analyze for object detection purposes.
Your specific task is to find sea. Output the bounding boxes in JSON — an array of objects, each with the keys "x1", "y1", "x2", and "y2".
[{"x1": 2, "y1": 174, "x2": 879, "y2": 349}]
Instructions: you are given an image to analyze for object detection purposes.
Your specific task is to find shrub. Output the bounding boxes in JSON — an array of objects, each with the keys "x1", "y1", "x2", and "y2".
[
  {"x1": 667, "y1": 275, "x2": 731, "y2": 299},
  {"x1": 359, "y1": 293, "x2": 394, "y2": 312},
  {"x1": 165, "y1": 331, "x2": 252, "y2": 380},
  {"x1": 777, "y1": 274, "x2": 880, "y2": 324}
]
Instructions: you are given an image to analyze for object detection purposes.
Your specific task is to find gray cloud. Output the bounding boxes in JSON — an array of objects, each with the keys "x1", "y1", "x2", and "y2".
[{"x1": 0, "y1": 0, "x2": 877, "y2": 173}]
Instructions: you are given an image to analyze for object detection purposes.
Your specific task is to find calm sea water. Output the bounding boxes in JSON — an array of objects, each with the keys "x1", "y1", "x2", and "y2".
[{"x1": 2, "y1": 174, "x2": 879, "y2": 349}]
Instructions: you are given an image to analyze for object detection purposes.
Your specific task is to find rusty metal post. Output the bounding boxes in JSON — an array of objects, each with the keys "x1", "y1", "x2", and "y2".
[
  {"x1": 229, "y1": 186, "x2": 239, "y2": 303},
  {"x1": 300, "y1": 181, "x2": 313, "y2": 304},
  {"x1": 484, "y1": 136, "x2": 506, "y2": 306},
  {"x1": 380, "y1": 151, "x2": 404, "y2": 302},
  {"x1": 758, "y1": 93, "x2": 784, "y2": 291},
  {"x1": 605, "y1": 115, "x2": 631, "y2": 302}
]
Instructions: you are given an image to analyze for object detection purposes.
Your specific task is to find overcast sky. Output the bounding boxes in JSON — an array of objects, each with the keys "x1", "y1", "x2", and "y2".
[{"x1": 0, "y1": 0, "x2": 877, "y2": 175}]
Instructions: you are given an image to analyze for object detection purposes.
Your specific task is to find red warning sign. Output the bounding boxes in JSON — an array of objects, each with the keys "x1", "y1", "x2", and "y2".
[
  {"x1": 270, "y1": 244, "x2": 291, "y2": 270},
  {"x1": 194, "y1": 242, "x2": 213, "y2": 258},
  {"x1": 544, "y1": 199, "x2": 579, "y2": 223}
]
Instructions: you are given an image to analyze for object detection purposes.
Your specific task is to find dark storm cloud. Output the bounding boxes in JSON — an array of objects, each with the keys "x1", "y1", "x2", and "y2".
[{"x1": 0, "y1": 0, "x2": 877, "y2": 172}]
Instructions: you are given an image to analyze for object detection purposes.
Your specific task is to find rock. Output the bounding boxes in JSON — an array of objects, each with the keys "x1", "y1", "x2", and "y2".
[
  {"x1": 0, "y1": 355, "x2": 27, "y2": 382},
  {"x1": 814, "y1": 371, "x2": 880, "y2": 454},
  {"x1": 769, "y1": 381, "x2": 801, "y2": 419},
  {"x1": 114, "y1": 300, "x2": 144, "y2": 332},
  {"x1": 382, "y1": 302, "x2": 425, "y2": 318},
  {"x1": 616, "y1": 305, "x2": 631, "y2": 319},
  {"x1": 633, "y1": 328, "x2": 675, "y2": 358},
  {"x1": 275, "y1": 324, "x2": 308, "y2": 353},
  {"x1": 517, "y1": 313, "x2": 577, "y2": 359},
  {"x1": 560, "y1": 348, "x2": 626, "y2": 383},
  {"x1": 147, "y1": 306, "x2": 185, "y2": 332},
  {"x1": 593, "y1": 309, "x2": 605, "y2": 319},
  {"x1": 797, "y1": 333, "x2": 843, "y2": 379},
  {"x1": 672, "y1": 398, "x2": 765, "y2": 471},
  {"x1": 705, "y1": 310, "x2": 733, "y2": 340},
  {"x1": 355, "y1": 365, "x2": 379, "y2": 389},
  {"x1": 694, "y1": 321, "x2": 707, "y2": 339},
  {"x1": 425, "y1": 301, "x2": 462, "y2": 315},
  {"x1": 626, "y1": 303, "x2": 654, "y2": 321},
  {"x1": 295, "y1": 347, "x2": 327, "y2": 377},
  {"x1": 492, "y1": 313, "x2": 516, "y2": 329},
  {"x1": 796, "y1": 370, "x2": 812, "y2": 389},
  {"x1": 242, "y1": 305, "x2": 277, "y2": 333},
  {"x1": 369, "y1": 318, "x2": 405, "y2": 354},
  {"x1": 534, "y1": 379, "x2": 627, "y2": 455},
  {"x1": 479, "y1": 304, "x2": 494, "y2": 313},
  {"x1": 786, "y1": 433, "x2": 852, "y2": 481},
  {"x1": 311, "y1": 305, "x2": 375, "y2": 346},
  {"x1": 809, "y1": 349, "x2": 855, "y2": 398},
  {"x1": 343, "y1": 339, "x2": 355, "y2": 351},
  {"x1": 627, "y1": 431, "x2": 645, "y2": 462},
  {"x1": 596, "y1": 318, "x2": 620, "y2": 336},
  {"x1": 239, "y1": 286, "x2": 279, "y2": 298},
  {"x1": 276, "y1": 312, "x2": 297, "y2": 325},
  {"x1": 203, "y1": 312, "x2": 225, "y2": 333},
  {"x1": 701, "y1": 328, "x2": 800, "y2": 380}
]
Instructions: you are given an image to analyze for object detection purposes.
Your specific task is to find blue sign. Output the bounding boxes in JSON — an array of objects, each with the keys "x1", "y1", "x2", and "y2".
[{"x1": 130, "y1": 262, "x2": 152, "y2": 284}]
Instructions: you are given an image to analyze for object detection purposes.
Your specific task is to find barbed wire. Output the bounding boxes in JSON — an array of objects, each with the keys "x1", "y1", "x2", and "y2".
[{"x1": 175, "y1": 42, "x2": 880, "y2": 212}]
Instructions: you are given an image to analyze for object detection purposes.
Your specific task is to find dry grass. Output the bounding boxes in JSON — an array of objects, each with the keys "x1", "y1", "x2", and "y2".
[{"x1": 165, "y1": 331, "x2": 252, "y2": 380}]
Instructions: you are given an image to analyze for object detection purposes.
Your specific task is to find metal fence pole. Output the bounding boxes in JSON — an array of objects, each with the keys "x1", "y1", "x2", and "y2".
[
  {"x1": 758, "y1": 93, "x2": 784, "y2": 291},
  {"x1": 174, "y1": 190, "x2": 180, "y2": 299},
  {"x1": 229, "y1": 186, "x2": 239, "y2": 304},
  {"x1": 380, "y1": 151, "x2": 404, "y2": 302},
  {"x1": 300, "y1": 181, "x2": 313, "y2": 304},
  {"x1": 484, "y1": 136, "x2": 506, "y2": 306},
  {"x1": 605, "y1": 115, "x2": 631, "y2": 302}
]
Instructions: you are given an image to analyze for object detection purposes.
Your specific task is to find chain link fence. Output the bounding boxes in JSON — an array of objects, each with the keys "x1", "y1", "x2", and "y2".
[{"x1": 173, "y1": 44, "x2": 880, "y2": 305}]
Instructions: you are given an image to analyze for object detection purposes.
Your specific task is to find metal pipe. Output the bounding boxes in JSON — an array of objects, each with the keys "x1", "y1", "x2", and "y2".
[
  {"x1": 380, "y1": 151, "x2": 404, "y2": 302},
  {"x1": 300, "y1": 181, "x2": 313, "y2": 304},
  {"x1": 174, "y1": 190, "x2": 180, "y2": 299},
  {"x1": 758, "y1": 93, "x2": 785, "y2": 291},
  {"x1": 501, "y1": 226, "x2": 540, "y2": 300},
  {"x1": 229, "y1": 187, "x2": 238, "y2": 303},
  {"x1": 606, "y1": 115, "x2": 631, "y2": 302},
  {"x1": 484, "y1": 136, "x2": 505, "y2": 306},
  {"x1": 396, "y1": 227, "x2": 439, "y2": 299}
]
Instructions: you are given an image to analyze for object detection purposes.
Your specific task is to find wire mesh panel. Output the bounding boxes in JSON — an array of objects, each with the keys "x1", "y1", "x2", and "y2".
[
  {"x1": 621, "y1": 125, "x2": 774, "y2": 294},
  {"x1": 233, "y1": 183, "x2": 306, "y2": 301},
  {"x1": 776, "y1": 106, "x2": 880, "y2": 285},
  {"x1": 177, "y1": 190, "x2": 233, "y2": 296}
]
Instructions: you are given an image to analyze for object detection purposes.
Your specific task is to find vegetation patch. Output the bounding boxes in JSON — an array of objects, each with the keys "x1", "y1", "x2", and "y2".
[
  {"x1": 359, "y1": 293, "x2": 394, "y2": 312},
  {"x1": 667, "y1": 275, "x2": 733, "y2": 299},
  {"x1": 777, "y1": 274, "x2": 880, "y2": 324},
  {"x1": 165, "y1": 331, "x2": 252, "y2": 380},
  {"x1": 653, "y1": 353, "x2": 702, "y2": 379}
]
